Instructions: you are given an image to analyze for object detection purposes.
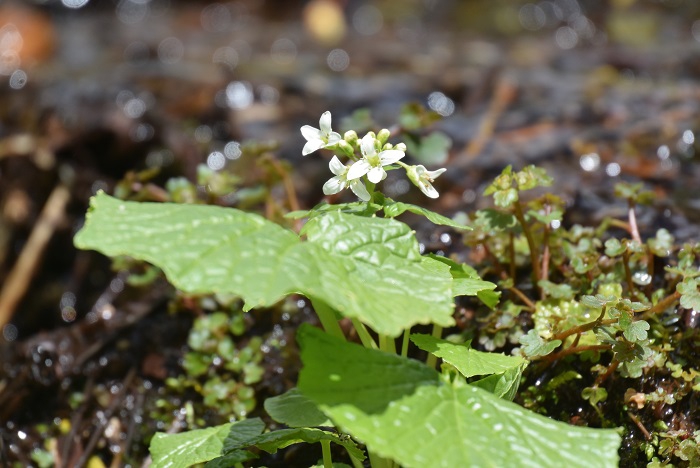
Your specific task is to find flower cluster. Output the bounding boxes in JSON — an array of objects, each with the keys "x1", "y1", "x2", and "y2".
[{"x1": 300, "y1": 111, "x2": 446, "y2": 201}]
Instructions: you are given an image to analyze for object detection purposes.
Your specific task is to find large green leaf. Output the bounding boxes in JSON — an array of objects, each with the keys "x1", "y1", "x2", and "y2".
[
  {"x1": 150, "y1": 419, "x2": 264, "y2": 468},
  {"x1": 74, "y1": 193, "x2": 454, "y2": 336},
  {"x1": 410, "y1": 334, "x2": 527, "y2": 378},
  {"x1": 291, "y1": 213, "x2": 455, "y2": 336},
  {"x1": 74, "y1": 192, "x2": 298, "y2": 309},
  {"x1": 264, "y1": 388, "x2": 331, "y2": 427},
  {"x1": 298, "y1": 325, "x2": 621, "y2": 468}
]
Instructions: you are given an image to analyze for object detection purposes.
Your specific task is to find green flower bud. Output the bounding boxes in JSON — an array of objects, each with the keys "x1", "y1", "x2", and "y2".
[
  {"x1": 337, "y1": 140, "x2": 355, "y2": 158},
  {"x1": 382, "y1": 143, "x2": 394, "y2": 150},
  {"x1": 343, "y1": 130, "x2": 358, "y2": 148},
  {"x1": 394, "y1": 142, "x2": 407, "y2": 152},
  {"x1": 377, "y1": 128, "x2": 391, "y2": 145}
]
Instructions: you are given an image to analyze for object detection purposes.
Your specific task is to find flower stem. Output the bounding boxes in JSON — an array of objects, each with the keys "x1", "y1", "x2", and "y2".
[
  {"x1": 425, "y1": 325, "x2": 443, "y2": 368},
  {"x1": 401, "y1": 327, "x2": 411, "y2": 357},
  {"x1": 311, "y1": 298, "x2": 346, "y2": 341},
  {"x1": 513, "y1": 201, "x2": 541, "y2": 292},
  {"x1": 352, "y1": 318, "x2": 378, "y2": 349},
  {"x1": 379, "y1": 334, "x2": 396, "y2": 354},
  {"x1": 321, "y1": 439, "x2": 333, "y2": 468}
]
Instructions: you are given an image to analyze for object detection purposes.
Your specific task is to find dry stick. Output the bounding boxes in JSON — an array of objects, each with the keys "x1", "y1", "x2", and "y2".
[
  {"x1": 463, "y1": 78, "x2": 517, "y2": 159},
  {"x1": 628, "y1": 411, "x2": 652, "y2": 441},
  {"x1": 538, "y1": 344, "x2": 611, "y2": 364},
  {"x1": 628, "y1": 204, "x2": 642, "y2": 245},
  {"x1": 643, "y1": 291, "x2": 681, "y2": 319},
  {"x1": 0, "y1": 184, "x2": 70, "y2": 328},
  {"x1": 75, "y1": 368, "x2": 137, "y2": 468}
]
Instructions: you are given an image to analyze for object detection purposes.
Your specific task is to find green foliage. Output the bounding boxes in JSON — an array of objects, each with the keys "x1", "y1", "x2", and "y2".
[
  {"x1": 297, "y1": 324, "x2": 621, "y2": 468},
  {"x1": 519, "y1": 330, "x2": 561, "y2": 358},
  {"x1": 75, "y1": 193, "x2": 454, "y2": 337}
]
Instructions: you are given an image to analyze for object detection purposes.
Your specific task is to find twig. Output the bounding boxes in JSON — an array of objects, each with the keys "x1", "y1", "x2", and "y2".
[
  {"x1": 628, "y1": 411, "x2": 652, "y2": 441},
  {"x1": 552, "y1": 317, "x2": 617, "y2": 343},
  {"x1": 595, "y1": 359, "x2": 619, "y2": 386},
  {"x1": 628, "y1": 205, "x2": 642, "y2": 245},
  {"x1": 0, "y1": 184, "x2": 70, "y2": 328},
  {"x1": 463, "y1": 78, "x2": 517, "y2": 159},
  {"x1": 537, "y1": 344, "x2": 611, "y2": 363},
  {"x1": 643, "y1": 291, "x2": 681, "y2": 319},
  {"x1": 508, "y1": 286, "x2": 535, "y2": 311}
]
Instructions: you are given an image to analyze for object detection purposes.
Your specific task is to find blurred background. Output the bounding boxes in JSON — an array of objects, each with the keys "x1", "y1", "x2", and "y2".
[{"x1": 1, "y1": 0, "x2": 700, "y2": 466}]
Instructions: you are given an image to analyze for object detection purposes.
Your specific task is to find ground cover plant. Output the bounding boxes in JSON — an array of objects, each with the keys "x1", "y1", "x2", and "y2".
[{"x1": 72, "y1": 109, "x2": 700, "y2": 467}]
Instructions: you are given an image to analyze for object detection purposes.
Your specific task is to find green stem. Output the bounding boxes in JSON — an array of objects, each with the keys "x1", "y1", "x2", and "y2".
[
  {"x1": 349, "y1": 452, "x2": 365, "y2": 468},
  {"x1": 401, "y1": 327, "x2": 411, "y2": 357},
  {"x1": 321, "y1": 439, "x2": 333, "y2": 468},
  {"x1": 352, "y1": 318, "x2": 378, "y2": 349},
  {"x1": 513, "y1": 202, "x2": 541, "y2": 291},
  {"x1": 311, "y1": 298, "x2": 346, "y2": 341},
  {"x1": 425, "y1": 325, "x2": 443, "y2": 368},
  {"x1": 379, "y1": 334, "x2": 396, "y2": 354}
]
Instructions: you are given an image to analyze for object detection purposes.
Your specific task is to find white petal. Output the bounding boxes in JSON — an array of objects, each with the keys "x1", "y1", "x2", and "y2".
[
  {"x1": 425, "y1": 167, "x2": 447, "y2": 179},
  {"x1": 419, "y1": 182, "x2": 440, "y2": 198},
  {"x1": 323, "y1": 176, "x2": 345, "y2": 195},
  {"x1": 367, "y1": 166, "x2": 385, "y2": 184},
  {"x1": 328, "y1": 156, "x2": 346, "y2": 176},
  {"x1": 301, "y1": 125, "x2": 322, "y2": 141},
  {"x1": 347, "y1": 160, "x2": 371, "y2": 180},
  {"x1": 303, "y1": 139, "x2": 325, "y2": 156},
  {"x1": 350, "y1": 180, "x2": 371, "y2": 201},
  {"x1": 319, "y1": 111, "x2": 332, "y2": 134},
  {"x1": 326, "y1": 132, "x2": 342, "y2": 146},
  {"x1": 378, "y1": 150, "x2": 405, "y2": 165},
  {"x1": 361, "y1": 134, "x2": 376, "y2": 157}
]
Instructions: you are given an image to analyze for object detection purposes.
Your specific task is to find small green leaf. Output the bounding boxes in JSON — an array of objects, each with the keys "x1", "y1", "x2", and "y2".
[
  {"x1": 648, "y1": 228, "x2": 674, "y2": 257},
  {"x1": 471, "y1": 362, "x2": 528, "y2": 400},
  {"x1": 474, "y1": 209, "x2": 518, "y2": 231},
  {"x1": 298, "y1": 325, "x2": 621, "y2": 468},
  {"x1": 582, "y1": 386, "x2": 608, "y2": 406},
  {"x1": 678, "y1": 278, "x2": 700, "y2": 311},
  {"x1": 426, "y1": 255, "x2": 496, "y2": 297},
  {"x1": 404, "y1": 131, "x2": 452, "y2": 165},
  {"x1": 477, "y1": 289, "x2": 501, "y2": 309},
  {"x1": 623, "y1": 320, "x2": 650, "y2": 342},
  {"x1": 493, "y1": 188, "x2": 519, "y2": 208},
  {"x1": 264, "y1": 388, "x2": 331, "y2": 428},
  {"x1": 150, "y1": 419, "x2": 264, "y2": 468},
  {"x1": 519, "y1": 330, "x2": 561, "y2": 358},
  {"x1": 410, "y1": 334, "x2": 527, "y2": 378},
  {"x1": 604, "y1": 238, "x2": 626, "y2": 257},
  {"x1": 515, "y1": 165, "x2": 553, "y2": 190},
  {"x1": 383, "y1": 199, "x2": 471, "y2": 230},
  {"x1": 538, "y1": 280, "x2": 574, "y2": 300}
]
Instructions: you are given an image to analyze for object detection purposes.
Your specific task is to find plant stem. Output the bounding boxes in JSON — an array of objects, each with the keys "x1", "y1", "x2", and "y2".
[
  {"x1": 628, "y1": 203, "x2": 642, "y2": 244},
  {"x1": 311, "y1": 298, "x2": 346, "y2": 341},
  {"x1": 425, "y1": 325, "x2": 443, "y2": 368},
  {"x1": 622, "y1": 251, "x2": 635, "y2": 294},
  {"x1": 552, "y1": 317, "x2": 617, "y2": 343},
  {"x1": 513, "y1": 202, "x2": 541, "y2": 291},
  {"x1": 321, "y1": 439, "x2": 333, "y2": 468},
  {"x1": 401, "y1": 328, "x2": 411, "y2": 357},
  {"x1": 379, "y1": 334, "x2": 396, "y2": 354},
  {"x1": 349, "y1": 452, "x2": 365, "y2": 468},
  {"x1": 351, "y1": 318, "x2": 378, "y2": 349},
  {"x1": 538, "y1": 344, "x2": 612, "y2": 363},
  {"x1": 508, "y1": 286, "x2": 536, "y2": 310},
  {"x1": 643, "y1": 290, "x2": 681, "y2": 318}
]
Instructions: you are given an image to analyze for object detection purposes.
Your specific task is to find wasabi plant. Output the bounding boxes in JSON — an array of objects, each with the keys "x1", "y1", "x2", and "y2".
[{"x1": 73, "y1": 111, "x2": 622, "y2": 467}]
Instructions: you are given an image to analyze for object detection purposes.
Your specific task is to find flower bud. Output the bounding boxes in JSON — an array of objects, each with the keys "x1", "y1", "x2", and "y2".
[
  {"x1": 337, "y1": 140, "x2": 355, "y2": 158},
  {"x1": 343, "y1": 130, "x2": 358, "y2": 148},
  {"x1": 376, "y1": 128, "x2": 391, "y2": 145},
  {"x1": 394, "y1": 142, "x2": 407, "y2": 152},
  {"x1": 382, "y1": 143, "x2": 394, "y2": 150}
]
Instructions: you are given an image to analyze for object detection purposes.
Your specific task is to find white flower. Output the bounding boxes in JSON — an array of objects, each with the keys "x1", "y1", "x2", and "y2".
[
  {"x1": 300, "y1": 111, "x2": 342, "y2": 156},
  {"x1": 323, "y1": 156, "x2": 371, "y2": 201},
  {"x1": 407, "y1": 165, "x2": 446, "y2": 198},
  {"x1": 346, "y1": 133, "x2": 404, "y2": 184}
]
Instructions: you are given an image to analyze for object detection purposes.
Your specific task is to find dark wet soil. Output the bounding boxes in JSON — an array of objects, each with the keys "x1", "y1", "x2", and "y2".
[{"x1": 1, "y1": 1, "x2": 700, "y2": 466}]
